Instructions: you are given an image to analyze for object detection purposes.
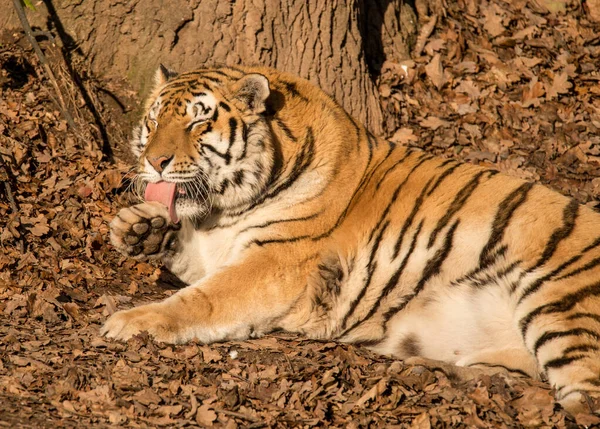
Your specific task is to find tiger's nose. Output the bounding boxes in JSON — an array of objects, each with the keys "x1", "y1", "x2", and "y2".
[{"x1": 148, "y1": 155, "x2": 174, "y2": 173}]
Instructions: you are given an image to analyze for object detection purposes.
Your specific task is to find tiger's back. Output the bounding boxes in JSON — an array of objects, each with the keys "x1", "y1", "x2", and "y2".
[{"x1": 103, "y1": 65, "x2": 600, "y2": 415}]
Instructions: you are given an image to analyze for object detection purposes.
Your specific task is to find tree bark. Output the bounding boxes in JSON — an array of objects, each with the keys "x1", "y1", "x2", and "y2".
[{"x1": 2, "y1": 0, "x2": 416, "y2": 135}]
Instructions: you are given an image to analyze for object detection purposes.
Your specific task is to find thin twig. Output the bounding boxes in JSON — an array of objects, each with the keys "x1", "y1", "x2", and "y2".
[
  {"x1": 0, "y1": 153, "x2": 25, "y2": 252},
  {"x1": 11, "y1": 0, "x2": 76, "y2": 130},
  {"x1": 0, "y1": 151, "x2": 19, "y2": 216},
  {"x1": 2, "y1": 178, "x2": 18, "y2": 215}
]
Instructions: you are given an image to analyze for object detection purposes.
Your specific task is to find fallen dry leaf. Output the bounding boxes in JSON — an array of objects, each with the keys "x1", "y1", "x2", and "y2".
[
  {"x1": 420, "y1": 116, "x2": 451, "y2": 130},
  {"x1": 390, "y1": 127, "x2": 419, "y2": 144},
  {"x1": 424, "y1": 53, "x2": 446, "y2": 90},
  {"x1": 196, "y1": 404, "x2": 217, "y2": 426},
  {"x1": 545, "y1": 71, "x2": 572, "y2": 100}
]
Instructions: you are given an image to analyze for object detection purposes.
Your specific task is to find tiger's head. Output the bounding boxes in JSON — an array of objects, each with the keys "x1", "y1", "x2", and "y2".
[{"x1": 131, "y1": 66, "x2": 275, "y2": 221}]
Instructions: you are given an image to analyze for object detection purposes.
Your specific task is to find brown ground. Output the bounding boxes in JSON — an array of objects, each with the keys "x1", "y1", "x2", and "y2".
[{"x1": 2, "y1": 0, "x2": 600, "y2": 427}]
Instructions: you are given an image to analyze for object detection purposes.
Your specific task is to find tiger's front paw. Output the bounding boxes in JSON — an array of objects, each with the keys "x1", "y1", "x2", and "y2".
[
  {"x1": 101, "y1": 303, "x2": 186, "y2": 343},
  {"x1": 110, "y1": 202, "x2": 180, "y2": 260}
]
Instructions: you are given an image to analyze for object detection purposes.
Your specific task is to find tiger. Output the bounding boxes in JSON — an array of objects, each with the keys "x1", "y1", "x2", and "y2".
[{"x1": 102, "y1": 65, "x2": 600, "y2": 416}]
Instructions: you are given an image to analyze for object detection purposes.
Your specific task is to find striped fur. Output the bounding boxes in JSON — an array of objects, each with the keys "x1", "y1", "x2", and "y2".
[{"x1": 103, "y1": 66, "x2": 600, "y2": 415}]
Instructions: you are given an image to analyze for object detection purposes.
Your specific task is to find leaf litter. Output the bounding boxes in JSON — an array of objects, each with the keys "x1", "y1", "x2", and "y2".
[{"x1": 2, "y1": 0, "x2": 600, "y2": 426}]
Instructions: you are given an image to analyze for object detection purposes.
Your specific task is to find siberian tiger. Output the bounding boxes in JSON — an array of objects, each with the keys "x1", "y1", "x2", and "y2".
[{"x1": 102, "y1": 65, "x2": 600, "y2": 415}]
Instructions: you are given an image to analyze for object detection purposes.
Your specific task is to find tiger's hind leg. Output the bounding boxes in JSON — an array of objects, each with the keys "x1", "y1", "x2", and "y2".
[
  {"x1": 404, "y1": 355, "x2": 527, "y2": 382},
  {"x1": 517, "y1": 276, "x2": 600, "y2": 415},
  {"x1": 455, "y1": 347, "x2": 539, "y2": 379}
]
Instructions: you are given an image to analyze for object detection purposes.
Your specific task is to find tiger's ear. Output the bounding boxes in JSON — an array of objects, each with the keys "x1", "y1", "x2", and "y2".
[
  {"x1": 154, "y1": 64, "x2": 178, "y2": 87},
  {"x1": 229, "y1": 74, "x2": 270, "y2": 114}
]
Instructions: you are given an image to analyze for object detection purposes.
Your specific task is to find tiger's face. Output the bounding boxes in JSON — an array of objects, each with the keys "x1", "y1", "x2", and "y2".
[{"x1": 131, "y1": 67, "x2": 274, "y2": 221}]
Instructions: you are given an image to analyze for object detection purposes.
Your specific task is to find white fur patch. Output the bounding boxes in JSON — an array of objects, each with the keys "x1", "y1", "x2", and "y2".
[{"x1": 186, "y1": 93, "x2": 217, "y2": 125}]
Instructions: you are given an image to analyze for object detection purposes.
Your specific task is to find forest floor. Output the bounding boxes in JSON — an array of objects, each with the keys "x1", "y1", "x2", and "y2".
[{"x1": 1, "y1": 0, "x2": 600, "y2": 428}]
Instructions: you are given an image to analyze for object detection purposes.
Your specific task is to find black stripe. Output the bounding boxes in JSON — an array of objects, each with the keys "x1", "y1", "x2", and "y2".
[
  {"x1": 497, "y1": 259, "x2": 522, "y2": 279},
  {"x1": 437, "y1": 158, "x2": 456, "y2": 169},
  {"x1": 220, "y1": 66, "x2": 246, "y2": 76},
  {"x1": 204, "y1": 69, "x2": 236, "y2": 78},
  {"x1": 245, "y1": 127, "x2": 315, "y2": 211},
  {"x1": 339, "y1": 221, "x2": 391, "y2": 331},
  {"x1": 452, "y1": 246, "x2": 508, "y2": 287},
  {"x1": 376, "y1": 152, "x2": 432, "y2": 190},
  {"x1": 279, "y1": 80, "x2": 308, "y2": 101},
  {"x1": 533, "y1": 328, "x2": 600, "y2": 356},
  {"x1": 219, "y1": 101, "x2": 231, "y2": 112},
  {"x1": 427, "y1": 163, "x2": 460, "y2": 196},
  {"x1": 253, "y1": 234, "x2": 312, "y2": 246},
  {"x1": 161, "y1": 81, "x2": 189, "y2": 90},
  {"x1": 520, "y1": 281, "x2": 600, "y2": 338},
  {"x1": 518, "y1": 200, "x2": 582, "y2": 303},
  {"x1": 265, "y1": 128, "x2": 314, "y2": 198},
  {"x1": 466, "y1": 362, "x2": 531, "y2": 378},
  {"x1": 366, "y1": 132, "x2": 377, "y2": 152},
  {"x1": 237, "y1": 121, "x2": 249, "y2": 161},
  {"x1": 558, "y1": 256, "x2": 600, "y2": 282},
  {"x1": 202, "y1": 75, "x2": 223, "y2": 83},
  {"x1": 564, "y1": 344, "x2": 599, "y2": 354},
  {"x1": 528, "y1": 199, "x2": 579, "y2": 271},
  {"x1": 582, "y1": 377, "x2": 600, "y2": 387},
  {"x1": 555, "y1": 237, "x2": 600, "y2": 281},
  {"x1": 517, "y1": 253, "x2": 585, "y2": 305},
  {"x1": 275, "y1": 117, "x2": 297, "y2": 142},
  {"x1": 340, "y1": 220, "x2": 424, "y2": 338},
  {"x1": 544, "y1": 354, "x2": 586, "y2": 370},
  {"x1": 467, "y1": 259, "x2": 521, "y2": 288},
  {"x1": 233, "y1": 170, "x2": 245, "y2": 186},
  {"x1": 201, "y1": 143, "x2": 231, "y2": 163},
  {"x1": 567, "y1": 312, "x2": 600, "y2": 324},
  {"x1": 227, "y1": 117, "x2": 238, "y2": 164},
  {"x1": 393, "y1": 178, "x2": 435, "y2": 258},
  {"x1": 365, "y1": 154, "x2": 430, "y2": 244},
  {"x1": 207, "y1": 68, "x2": 245, "y2": 78},
  {"x1": 427, "y1": 170, "x2": 487, "y2": 249},
  {"x1": 217, "y1": 179, "x2": 231, "y2": 194},
  {"x1": 186, "y1": 119, "x2": 208, "y2": 133},
  {"x1": 583, "y1": 236, "x2": 600, "y2": 253},
  {"x1": 240, "y1": 212, "x2": 321, "y2": 233},
  {"x1": 381, "y1": 220, "x2": 460, "y2": 326},
  {"x1": 479, "y1": 182, "x2": 534, "y2": 267}
]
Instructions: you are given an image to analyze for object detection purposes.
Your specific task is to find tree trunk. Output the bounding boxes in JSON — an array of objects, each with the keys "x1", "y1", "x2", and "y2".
[{"x1": 2, "y1": 0, "x2": 416, "y2": 135}]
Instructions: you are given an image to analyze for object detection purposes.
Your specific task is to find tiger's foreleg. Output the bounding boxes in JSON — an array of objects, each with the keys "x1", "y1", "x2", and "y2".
[{"x1": 101, "y1": 251, "x2": 311, "y2": 344}]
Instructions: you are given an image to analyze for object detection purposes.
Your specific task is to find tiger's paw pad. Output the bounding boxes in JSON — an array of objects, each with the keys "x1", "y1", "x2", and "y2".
[
  {"x1": 110, "y1": 202, "x2": 180, "y2": 260},
  {"x1": 101, "y1": 303, "x2": 183, "y2": 343}
]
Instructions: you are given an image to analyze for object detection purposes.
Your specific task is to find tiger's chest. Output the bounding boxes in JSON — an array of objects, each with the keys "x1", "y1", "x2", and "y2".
[{"x1": 164, "y1": 220, "x2": 248, "y2": 284}]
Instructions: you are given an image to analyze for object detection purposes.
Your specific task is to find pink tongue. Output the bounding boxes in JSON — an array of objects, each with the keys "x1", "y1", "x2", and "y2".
[{"x1": 144, "y1": 182, "x2": 179, "y2": 223}]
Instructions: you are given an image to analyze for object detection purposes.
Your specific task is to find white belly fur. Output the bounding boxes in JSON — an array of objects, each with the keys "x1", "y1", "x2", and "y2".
[{"x1": 377, "y1": 281, "x2": 525, "y2": 363}]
